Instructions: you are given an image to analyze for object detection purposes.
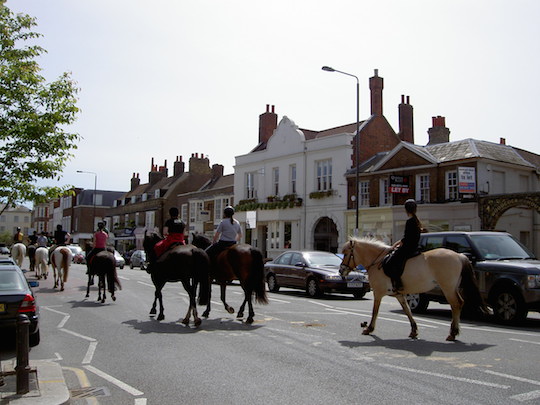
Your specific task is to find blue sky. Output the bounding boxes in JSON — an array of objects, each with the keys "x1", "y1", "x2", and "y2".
[{"x1": 8, "y1": 0, "x2": 540, "y2": 193}]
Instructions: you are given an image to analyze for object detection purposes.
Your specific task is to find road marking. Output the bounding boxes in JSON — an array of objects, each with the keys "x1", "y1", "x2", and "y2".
[
  {"x1": 324, "y1": 307, "x2": 438, "y2": 328},
  {"x1": 483, "y1": 370, "x2": 540, "y2": 386},
  {"x1": 381, "y1": 363, "x2": 510, "y2": 388},
  {"x1": 510, "y1": 390, "x2": 540, "y2": 402},
  {"x1": 42, "y1": 306, "x2": 71, "y2": 328},
  {"x1": 63, "y1": 366, "x2": 98, "y2": 405},
  {"x1": 60, "y1": 328, "x2": 96, "y2": 342},
  {"x1": 84, "y1": 365, "x2": 144, "y2": 396},
  {"x1": 509, "y1": 338, "x2": 540, "y2": 345},
  {"x1": 268, "y1": 297, "x2": 291, "y2": 303},
  {"x1": 118, "y1": 275, "x2": 130, "y2": 280},
  {"x1": 83, "y1": 341, "x2": 98, "y2": 364},
  {"x1": 134, "y1": 398, "x2": 148, "y2": 404},
  {"x1": 137, "y1": 281, "x2": 154, "y2": 287}
]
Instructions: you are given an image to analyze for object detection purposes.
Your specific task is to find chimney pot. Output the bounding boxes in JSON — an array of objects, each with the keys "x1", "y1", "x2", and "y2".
[{"x1": 500, "y1": 137, "x2": 506, "y2": 145}]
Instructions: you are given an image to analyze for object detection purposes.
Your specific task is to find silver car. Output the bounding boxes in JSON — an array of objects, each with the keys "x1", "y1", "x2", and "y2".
[{"x1": 129, "y1": 250, "x2": 147, "y2": 270}]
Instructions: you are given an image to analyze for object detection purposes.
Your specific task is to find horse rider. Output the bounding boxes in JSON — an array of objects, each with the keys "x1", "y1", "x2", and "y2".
[
  {"x1": 86, "y1": 222, "x2": 109, "y2": 271},
  {"x1": 49, "y1": 224, "x2": 71, "y2": 262},
  {"x1": 205, "y1": 206, "x2": 242, "y2": 267},
  {"x1": 28, "y1": 230, "x2": 38, "y2": 245},
  {"x1": 13, "y1": 227, "x2": 24, "y2": 245},
  {"x1": 383, "y1": 199, "x2": 422, "y2": 293},
  {"x1": 37, "y1": 231, "x2": 49, "y2": 248},
  {"x1": 147, "y1": 207, "x2": 186, "y2": 273}
]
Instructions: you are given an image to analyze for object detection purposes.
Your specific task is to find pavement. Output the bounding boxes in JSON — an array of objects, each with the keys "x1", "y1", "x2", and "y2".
[{"x1": 0, "y1": 359, "x2": 70, "y2": 404}]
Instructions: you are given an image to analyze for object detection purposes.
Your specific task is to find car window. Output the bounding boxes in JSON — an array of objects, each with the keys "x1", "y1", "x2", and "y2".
[
  {"x1": 445, "y1": 236, "x2": 472, "y2": 254},
  {"x1": 275, "y1": 253, "x2": 293, "y2": 265},
  {"x1": 291, "y1": 253, "x2": 305, "y2": 266},
  {"x1": 470, "y1": 234, "x2": 534, "y2": 260},
  {"x1": 421, "y1": 236, "x2": 444, "y2": 251},
  {"x1": 0, "y1": 271, "x2": 26, "y2": 291},
  {"x1": 306, "y1": 253, "x2": 342, "y2": 266}
]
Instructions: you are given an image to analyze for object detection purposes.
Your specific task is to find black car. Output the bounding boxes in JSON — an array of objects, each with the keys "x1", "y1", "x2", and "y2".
[
  {"x1": 406, "y1": 231, "x2": 540, "y2": 324},
  {"x1": 264, "y1": 250, "x2": 370, "y2": 298},
  {"x1": 0, "y1": 264, "x2": 40, "y2": 346}
]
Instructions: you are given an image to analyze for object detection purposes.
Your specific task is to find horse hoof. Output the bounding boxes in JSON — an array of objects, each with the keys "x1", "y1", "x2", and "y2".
[
  {"x1": 157, "y1": 314, "x2": 165, "y2": 321},
  {"x1": 446, "y1": 335, "x2": 456, "y2": 342},
  {"x1": 237, "y1": 312, "x2": 244, "y2": 319},
  {"x1": 409, "y1": 334, "x2": 418, "y2": 339},
  {"x1": 194, "y1": 319, "x2": 202, "y2": 327},
  {"x1": 182, "y1": 318, "x2": 190, "y2": 326},
  {"x1": 246, "y1": 317, "x2": 254, "y2": 324},
  {"x1": 85, "y1": 294, "x2": 89, "y2": 298},
  {"x1": 227, "y1": 307, "x2": 235, "y2": 314},
  {"x1": 150, "y1": 309, "x2": 156, "y2": 315},
  {"x1": 112, "y1": 296, "x2": 116, "y2": 301}
]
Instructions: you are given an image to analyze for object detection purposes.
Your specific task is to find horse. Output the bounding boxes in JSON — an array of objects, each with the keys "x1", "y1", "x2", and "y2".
[
  {"x1": 34, "y1": 247, "x2": 49, "y2": 280},
  {"x1": 51, "y1": 246, "x2": 72, "y2": 291},
  {"x1": 143, "y1": 233, "x2": 211, "y2": 327},
  {"x1": 191, "y1": 234, "x2": 268, "y2": 324},
  {"x1": 10, "y1": 243, "x2": 26, "y2": 269},
  {"x1": 27, "y1": 244, "x2": 36, "y2": 273},
  {"x1": 339, "y1": 237, "x2": 488, "y2": 341},
  {"x1": 86, "y1": 248, "x2": 121, "y2": 303}
]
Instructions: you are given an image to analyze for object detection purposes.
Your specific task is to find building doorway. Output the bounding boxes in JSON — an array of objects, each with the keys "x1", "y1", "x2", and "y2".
[{"x1": 313, "y1": 217, "x2": 338, "y2": 253}]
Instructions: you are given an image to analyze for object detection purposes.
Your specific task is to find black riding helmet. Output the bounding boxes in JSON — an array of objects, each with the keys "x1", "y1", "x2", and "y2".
[
  {"x1": 404, "y1": 199, "x2": 417, "y2": 214},
  {"x1": 224, "y1": 206, "x2": 235, "y2": 217}
]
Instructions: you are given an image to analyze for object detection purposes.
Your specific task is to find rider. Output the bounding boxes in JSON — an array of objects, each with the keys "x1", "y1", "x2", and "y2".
[
  {"x1": 49, "y1": 224, "x2": 71, "y2": 262},
  {"x1": 37, "y1": 231, "x2": 49, "y2": 248},
  {"x1": 147, "y1": 207, "x2": 186, "y2": 273},
  {"x1": 205, "y1": 206, "x2": 242, "y2": 267},
  {"x1": 13, "y1": 227, "x2": 24, "y2": 244},
  {"x1": 383, "y1": 199, "x2": 422, "y2": 293},
  {"x1": 86, "y1": 222, "x2": 109, "y2": 270},
  {"x1": 28, "y1": 230, "x2": 38, "y2": 245}
]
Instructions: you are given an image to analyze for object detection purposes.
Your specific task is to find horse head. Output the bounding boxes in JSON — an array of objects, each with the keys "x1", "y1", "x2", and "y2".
[
  {"x1": 339, "y1": 240, "x2": 357, "y2": 277},
  {"x1": 191, "y1": 233, "x2": 211, "y2": 250}
]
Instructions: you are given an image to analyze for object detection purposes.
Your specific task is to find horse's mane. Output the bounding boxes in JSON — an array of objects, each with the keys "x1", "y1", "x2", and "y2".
[{"x1": 345, "y1": 236, "x2": 391, "y2": 250}]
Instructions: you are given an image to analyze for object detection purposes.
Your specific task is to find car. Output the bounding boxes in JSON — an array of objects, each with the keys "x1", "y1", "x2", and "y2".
[
  {"x1": 114, "y1": 250, "x2": 125, "y2": 269},
  {"x1": 0, "y1": 264, "x2": 40, "y2": 346},
  {"x1": 73, "y1": 252, "x2": 86, "y2": 265},
  {"x1": 0, "y1": 246, "x2": 10, "y2": 255},
  {"x1": 0, "y1": 257, "x2": 17, "y2": 266},
  {"x1": 66, "y1": 245, "x2": 84, "y2": 262},
  {"x1": 264, "y1": 250, "x2": 370, "y2": 298},
  {"x1": 405, "y1": 231, "x2": 540, "y2": 324},
  {"x1": 129, "y1": 250, "x2": 147, "y2": 270}
]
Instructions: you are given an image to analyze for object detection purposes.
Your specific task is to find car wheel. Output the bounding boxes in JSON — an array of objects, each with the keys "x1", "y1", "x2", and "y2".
[
  {"x1": 352, "y1": 290, "x2": 366, "y2": 299},
  {"x1": 306, "y1": 278, "x2": 321, "y2": 298},
  {"x1": 29, "y1": 330, "x2": 40, "y2": 347},
  {"x1": 130, "y1": 263, "x2": 134, "y2": 269},
  {"x1": 267, "y1": 274, "x2": 280, "y2": 292},
  {"x1": 406, "y1": 293, "x2": 429, "y2": 313},
  {"x1": 490, "y1": 287, "x2": 527, "y2": 324}
]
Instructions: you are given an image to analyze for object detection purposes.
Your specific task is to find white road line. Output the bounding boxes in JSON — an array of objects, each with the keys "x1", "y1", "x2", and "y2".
[
  {"x1": 60, "y1": 328, "x2": 96, "y2": 342},
  {"x1": 381, "y1": 363, "x2": 510, "y2": 389},
  {"x1": 510, "y1": 338, "x2": 540, "y2": 345},
  {"x1": 118, "y1": 275, "x2": 130, "y2": 280},
  {"x1": 324, "y1": 307, "x2": 438, "y2": 328},
  {"x1": 82, "y1": 341, "x2": 98, "y2": 364},
  {"x1": 134, "y1": 398, "x2": 148, "y2": 405},
  {"x1": 483, "y1": 370, "x2": 540, "y2": 386},
  {"x1": 137, "y1": 281, "x2": 154, "y2": 287},
  {"x1": 510, "y1": 390, "x2": 540, "y2": 402},
  {"x1": 84, "y1": 365, "x2": 144, "y2": 396},
  {"x1": 268, "y1": 297, "x2": 291, "y2": 303}
]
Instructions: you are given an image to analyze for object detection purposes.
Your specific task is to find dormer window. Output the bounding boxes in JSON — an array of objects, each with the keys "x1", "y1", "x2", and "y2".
[
  {"x1": 131, "y1": 195, "x2": 136, "y2": 204},
  {"x1": 142, "y1": 193, "x2": 147, "y2": 201},
  {"x1": 154, "y1": 189, "x2": 160, "y2": 198}
]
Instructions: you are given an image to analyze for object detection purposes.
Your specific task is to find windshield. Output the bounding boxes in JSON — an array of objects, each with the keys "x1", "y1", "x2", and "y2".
[
  {"x1": 471, "y1": 234, "x2": 535, "y2": 260},
  {"x1": 305, "y1": 252, "x2": 342, "y2": 266}
]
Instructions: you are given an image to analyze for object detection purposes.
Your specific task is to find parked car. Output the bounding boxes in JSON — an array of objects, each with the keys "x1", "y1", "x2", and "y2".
[
  {"x1": 0, "y1": 246, "x2": 10, "y2": 255},
  {"x1": 114, "y1": 250, "x2": 125, "y2": 269},
  {"x1": 67, "y1": 245, "x2": 84, "y2": 262},
  {"x1": 129, "y1": 250, "x2": 147, "y2": 270},
  {"x1": 405, "y1": 231, "x2": 540, "y2": 324},
  {"x1": 0, "y1": 257, "x2": 17, "y2": 266},
  {"x1": 73, "y1": 252, "x2": 86, "y2": 265},
  {"x1": 264, "y1": 250, "x2": 370, "y2": 298},
  {"x1": 0, "y1": 264, "x2": 40, "y2": 346}
]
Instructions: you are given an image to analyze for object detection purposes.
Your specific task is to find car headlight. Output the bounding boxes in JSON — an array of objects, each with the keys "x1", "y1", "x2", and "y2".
[
  {"x1": 526, "y1": 275, "x2": 540, "y2": 289},
  {"x1": 325, "y1": 274, "x2": 343, "y2": 281}
]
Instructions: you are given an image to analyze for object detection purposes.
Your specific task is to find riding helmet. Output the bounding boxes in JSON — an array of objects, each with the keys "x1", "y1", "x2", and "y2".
[{"x1": 224, "y1": 206, "x2": 235, "y2": 217}]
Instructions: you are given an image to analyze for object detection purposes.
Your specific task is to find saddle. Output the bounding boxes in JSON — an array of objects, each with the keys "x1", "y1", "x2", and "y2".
[{"x1": 381, "y1": 248, "x2": 421, "y2": 279}]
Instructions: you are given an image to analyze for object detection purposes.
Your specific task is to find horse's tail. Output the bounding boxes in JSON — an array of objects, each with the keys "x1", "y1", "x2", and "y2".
[
  {"x1": 62, "y1": 249, "x2": 70, "y2": 282},
  {"x1": 460, "y1": 255, "x2": 489, "y2": 316},
  {"x1": 195, "y1": 249, "x2": 210, "y2": 306},
  {"x1": 249, "y1": 248, "x2": 268, "y2": 305},
  {"x1": 109, "y1": 260, "x2": 122, "y2": 292}
]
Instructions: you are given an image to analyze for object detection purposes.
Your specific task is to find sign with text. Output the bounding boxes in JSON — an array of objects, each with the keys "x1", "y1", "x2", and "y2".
[
  {"x1": 389, "y1": 175, "x2": 410, "y2": 194},
  {"x1": 458, "y1": 167, "x2": 476, "y2": 194}
]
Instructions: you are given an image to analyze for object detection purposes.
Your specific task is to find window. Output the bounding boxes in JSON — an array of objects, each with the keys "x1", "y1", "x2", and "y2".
[
  {"x1": 290, "y1": 165, "x2": 297, "y2": 194},
  {"x1": 14, "y1": 216, "x2": 19, "y2": 223},
  {"x1": 272, "y1": 167, "x2": 279, "y2": 196},
  {"x1": 145, "y1": 211, "x2": 155, "y2": 231},
  {"x1": 181, "y1": 204, "x2": 188, "y2": 223},
  {"x1": 245, "y1": 172, "x2": 256, "y2": 199},
  {"x1": 416, "y1": 174, "x2": 430, "y2": 202},
  {"x1": 380, "y1": 178, "x2": 390, "y2": 206},
  {"x1": 214, "y1": 198, "x2": 222, "y2": 222},
  {"x1": 284, "y1": 222, "x2": 292, "y2": 248},
  {"x1": 359, "y1": 181, "x2": 370, "y2": 207},
  {"x1": 446, "y1": 171, "x2": 458, "y2": 200},
  {"x1": 316, "y1": 159, "x2": 332, "y2": 191}
]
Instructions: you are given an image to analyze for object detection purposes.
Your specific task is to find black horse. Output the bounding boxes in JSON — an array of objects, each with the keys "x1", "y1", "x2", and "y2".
[
  {"x1": 143, "y1": 233, "x2": 210, "y2": 327},
  {"x1": 86, "y1": 246, "x2": 121, "y2": 303},
  {"x1": 191, "y1": 234, "x2": 268, "y2": 324}
]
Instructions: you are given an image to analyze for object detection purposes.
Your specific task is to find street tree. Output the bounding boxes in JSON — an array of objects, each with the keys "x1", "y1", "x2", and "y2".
[{"x1": 0, "y1": 2, "x2": 80, "y2": 215}]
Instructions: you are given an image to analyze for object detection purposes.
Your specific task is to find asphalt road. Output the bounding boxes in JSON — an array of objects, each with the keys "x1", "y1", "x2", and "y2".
[{"x1": 2, "y1": 258, "x2": 540, "y2": 404}]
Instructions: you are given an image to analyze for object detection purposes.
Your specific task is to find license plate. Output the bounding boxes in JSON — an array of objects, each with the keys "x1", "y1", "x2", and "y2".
[
  {"x1": 0, "y1": 303, "x2": 5, "y2": 312},
  {"x1": 347, "y1": 282, "x2": 363, "y2": 288}
]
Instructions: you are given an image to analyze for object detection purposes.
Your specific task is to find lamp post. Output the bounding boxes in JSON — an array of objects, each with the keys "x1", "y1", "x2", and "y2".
[
  {"x1": 77, "y1": 170, "x2": 97, "y2": 233},
  {"x1": 322, "y1": 66, "x2": 360, "y2": 236}
]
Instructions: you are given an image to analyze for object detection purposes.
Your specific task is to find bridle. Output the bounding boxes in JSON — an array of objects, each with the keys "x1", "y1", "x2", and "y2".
[{"x1": 341, "y1": 240, "x2": 389, "y2": 273}]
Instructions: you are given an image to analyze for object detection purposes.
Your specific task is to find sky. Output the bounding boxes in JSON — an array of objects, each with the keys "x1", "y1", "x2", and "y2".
[{"x1": 7, "y1": 0, "x2": 540, "y2": 195}]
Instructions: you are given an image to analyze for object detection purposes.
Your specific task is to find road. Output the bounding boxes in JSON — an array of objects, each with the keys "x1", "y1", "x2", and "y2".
[{"x1": 2, "y1": 258, "x2": 540, "y2": 404}]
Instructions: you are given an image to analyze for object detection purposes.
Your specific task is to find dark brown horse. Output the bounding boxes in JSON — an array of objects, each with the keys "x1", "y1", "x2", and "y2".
[
  {"x1": 86, "y1": 246, "x2": 121, "y2": 303},
  {"x1": 143, "y1": 233, "x2": 210, "y2": 327},
  {"x1": 191, "y1": 234, "x2": 268, "y2": 324}
]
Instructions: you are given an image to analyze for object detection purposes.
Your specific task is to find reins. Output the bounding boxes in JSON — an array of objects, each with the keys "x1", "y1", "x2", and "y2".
[{"x1": 345, "y1": 240, "x2": 390, "y2": 272}]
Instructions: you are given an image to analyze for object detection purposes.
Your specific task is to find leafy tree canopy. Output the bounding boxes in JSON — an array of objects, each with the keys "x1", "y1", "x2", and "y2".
[{"x1": 0, "y1": 2, "x2": 80, "y2": 215}]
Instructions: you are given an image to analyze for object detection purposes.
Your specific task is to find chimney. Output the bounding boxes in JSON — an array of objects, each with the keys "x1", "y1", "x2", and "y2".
[
  {"x1": 212, "y1": 164, "x2": 224, "y2": 179},
  {"x1": 130, "y1": 172, "x2": 140, "y2": 191},
  {"x1": 500, "y1": 137, "x2": 506, "y2": 145},
  {"x1": 189, "y1": 153, "x2": 211, "y2": 175},
  {"x1": 398, "y1": 95, "x2": 414, "y2": 143},
  {"x1": 148, "y1": 158, "x2": 168, "y2": 185},
  {"x1": 427, "y1": 116, "x2": 450, "y2": 145},
  {"x1": 369, "y1": 69, "x2": 383, "y2": 116},
  {"x1": 173, "y1": 155, "x2": 185, "y2": 176},
  {"x1": 258, "y1": 104, "x2": 278, "y2": 144}
]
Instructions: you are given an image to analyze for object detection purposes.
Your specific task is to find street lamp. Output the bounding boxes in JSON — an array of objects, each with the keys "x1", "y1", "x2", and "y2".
[
  {"x1": 77, "y1": 170, "x2": 97, "y2": 233},
  {"x1": 322, "y1": 66, "x2": 360, "y2": 236}
]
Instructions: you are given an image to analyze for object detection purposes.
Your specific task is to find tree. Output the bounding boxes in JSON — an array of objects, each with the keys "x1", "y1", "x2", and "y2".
[{"x1": 0, "y1": 2, "x2": 80, "y2": 215}]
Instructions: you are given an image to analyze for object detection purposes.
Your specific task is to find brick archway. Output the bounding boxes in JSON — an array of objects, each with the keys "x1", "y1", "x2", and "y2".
[{"x1": 478, "y1": 192, "x2": 540, "y2": 230}]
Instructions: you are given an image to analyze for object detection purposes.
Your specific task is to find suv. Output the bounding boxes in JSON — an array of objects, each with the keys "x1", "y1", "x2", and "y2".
[{"x1": 405, "y1": 231, "x2": 540, "y2": 324}]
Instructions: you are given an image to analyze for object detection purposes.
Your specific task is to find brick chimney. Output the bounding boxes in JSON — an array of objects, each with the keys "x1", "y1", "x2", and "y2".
[
  {"x1": 188, "y1": 153, "x2": 211, "y2": 175},
  {"x1": 130, "y1": 173, "x2": 140, "y2": 191},
  {"x1": 398, "y1": 95, "x2": 414, "y2": 143},
  {"x1": 148, "y1": 158, "x2": 168, "y2": 185},
  {"x1": 369, "y1": 69, "x2": 383, "y2": 116},
  {"x1": 173, "y1": 156, "x2": 185, "y2": 177},
  {"x1": 500, "y1": 137, "x2": 506, "y2": 145},
  {"x1": 211, "y1": 164, "x2": 224, "y2": 180},
  {"x1": 427, "y1": 116, "x2": 450, "y2": 145},
  {"x1": 259, "y1": 104, "x2": 278, "y2": 144}
]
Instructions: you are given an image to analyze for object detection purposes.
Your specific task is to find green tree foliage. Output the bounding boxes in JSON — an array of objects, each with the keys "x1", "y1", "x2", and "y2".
[{"x1": 0, "y1": 3, "x2": 80, "y2": 215}]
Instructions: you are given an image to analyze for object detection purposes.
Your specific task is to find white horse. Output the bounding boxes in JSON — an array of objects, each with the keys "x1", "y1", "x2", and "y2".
[
  {"x1": 10, "y1": 243, "x2": 26, "y2": 269},
  {"x1": 51, "y1": 246, "x2": 72, "y2": 291},
  {"x1": 34, "y1": 247, "x2": 49, "y2": 279}
]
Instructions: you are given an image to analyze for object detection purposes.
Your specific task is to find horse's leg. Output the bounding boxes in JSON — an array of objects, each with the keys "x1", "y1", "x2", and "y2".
[
  {"x1": 363, "y1": 294, "x2": 383, "y2": 335},
  {"x1": 202, "y1": 277, "x2": 212, "y2": 318},
  {"x1": 220, "y1": 283, "x2": 234, "y2": 314},
  {"x1": 181, "y1": 280, "x2": 194, "y2": 326},
  {"x1": 86, "y1": 274, "x2": 92, "y2": 298},
  {"x1": 100, "y1": 275, "x2": 107, "y2": 304},
  {"x1": 53, "y1": 266, "x2": 58, "y2": 289},
  {"x1": 395, "y1": 294, "x2": 419, "y2": 339},
  {"x1": 444, "y1": 290, "x2": 463, "y2": 341}
]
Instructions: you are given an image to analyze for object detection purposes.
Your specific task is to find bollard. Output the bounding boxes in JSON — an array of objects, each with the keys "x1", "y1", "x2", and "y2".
[{"x1": 16, "y1": 314, "x2": 31, "y2": 395}]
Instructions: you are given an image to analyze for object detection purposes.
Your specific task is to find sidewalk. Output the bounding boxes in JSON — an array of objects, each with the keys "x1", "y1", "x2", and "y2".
[{"x1": 0, "y1": 359, "x2": 70, "y2": 405}]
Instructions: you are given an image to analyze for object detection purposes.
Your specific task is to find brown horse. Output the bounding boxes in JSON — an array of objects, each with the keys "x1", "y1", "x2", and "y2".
[
  {"x1": 340, "y1": 237, "x2": 488, "y2": 341},
  {"x1": 86, "y1": 248, "x2": 121, "y2": 303},
  {"x1": 191, "y1": 234, "x2": 268, "y2": 324}
]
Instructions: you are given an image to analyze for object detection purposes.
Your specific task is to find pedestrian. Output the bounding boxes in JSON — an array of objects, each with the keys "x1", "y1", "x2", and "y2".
[{"x1": 205, "y1": 206, "x2": 242, "y2": 266}]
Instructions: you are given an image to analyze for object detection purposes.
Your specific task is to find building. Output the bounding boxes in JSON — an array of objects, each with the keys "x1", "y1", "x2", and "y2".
[{"x1": 0, "y1": 204, "x2": 32, "y2": 244}]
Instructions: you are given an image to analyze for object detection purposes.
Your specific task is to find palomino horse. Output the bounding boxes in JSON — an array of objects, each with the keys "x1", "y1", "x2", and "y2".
[
  {"x1": 340, "y1": 237, "x2": 488, "y2": 341},
  {"x1": 10, "y1": 243, "x2": 26, "y2": 269},
  {"x1": 51, "y1": 246, "x2": 72, "y2": 291},
  {"x1": 34, "y1": 247, "x2": 49, "y2": 279},
  {"x1": 143, "y1": 233, "x2": 210, "y2": 327},
  {"x1": 192, "y1": 234, "x2": 268, "y2": 324},
  {"x1": 86, "y1": 249, "x2": 121, "y2": 303}
]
